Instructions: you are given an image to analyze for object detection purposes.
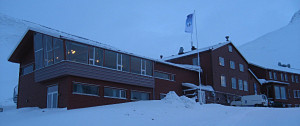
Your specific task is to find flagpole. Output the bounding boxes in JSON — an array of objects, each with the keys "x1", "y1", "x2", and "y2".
[{"x1": 194, "y1": 10, "x2": 203, "y2": 105}]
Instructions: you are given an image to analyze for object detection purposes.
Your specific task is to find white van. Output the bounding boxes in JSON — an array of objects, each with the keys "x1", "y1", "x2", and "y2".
[{"x1": 231, "y1": 95, "x2": 268, "y2": 107}]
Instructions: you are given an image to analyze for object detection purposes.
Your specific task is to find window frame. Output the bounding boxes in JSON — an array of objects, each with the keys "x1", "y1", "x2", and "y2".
[
  {"x1": 231, "y1": 77, "x2": 236, "y2": 89},
  {"x1": 72, "y1": 82, "x2": 100, "y2": 96},
  {"x1": 228, "y1": 45, "x2": 233, "y2": 52},
  {"x1": 244, "y1": 81, "x2": 248, "y2": 91},
  {"x1": 238, "y1": 79, "x2": 243, "y2": 90},
  {"x1": 130, "y1": 90, "x2": 151, "y2": 100},
  {"x1": 230, "y1": 61, "x2": 235, "y2": 69},
  {"x1": 219, "y1": 57, "x2": 225, "y2": 66},
  {"x1": 221, "y1": 75, "x2": 226, "y2": 87},
  {"x1": 104, "y1": 86, "x2": 127, "y2": 99}
]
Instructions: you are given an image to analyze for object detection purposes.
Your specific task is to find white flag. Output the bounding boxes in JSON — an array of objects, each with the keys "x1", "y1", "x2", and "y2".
[{"x1": 185, "y1": 14, "x2": 193, "y2": 33}]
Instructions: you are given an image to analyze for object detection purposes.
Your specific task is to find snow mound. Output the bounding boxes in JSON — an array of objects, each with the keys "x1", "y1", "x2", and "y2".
[
  {"x1": 162, "y1": 91, "x2": 196, "y2": 108},
  {"x1": 290, "y1": 10, "x2": 300, "y2": 24}
]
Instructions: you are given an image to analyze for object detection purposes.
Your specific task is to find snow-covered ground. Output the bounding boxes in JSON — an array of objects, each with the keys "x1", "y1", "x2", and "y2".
[{"x1": 1, "y1": 92, "x2": 300, "y2": 126}]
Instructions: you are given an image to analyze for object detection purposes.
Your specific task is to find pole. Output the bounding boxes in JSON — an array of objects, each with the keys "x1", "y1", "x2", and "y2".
[{"x1": 194, "y1": 10, "x2": 203, "y2": 105}]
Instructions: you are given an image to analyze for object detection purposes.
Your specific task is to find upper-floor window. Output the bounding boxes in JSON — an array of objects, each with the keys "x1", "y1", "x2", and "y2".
[
  {"x1": 131, "y1": 91, "x2": 150, "y2": 100},
  {"x1": 296, "y1": 75, "x2": 299, "y2": 83},
  {"x1": 20, "y1": 64, "x2": 34, "y2": 75},
  {"x1": 239, "y1": 64, "x2": 244, "y2": 72},
  {"x1": 88, "y1": 47, "x2": 104, "y2": 66},
  {"x1": 273, "y1": 72, "x2": 277, "y2": 80},
  {"x1": 238, "y1": 79, "x2": 243, "y2": 90},
  {"x1": 291, "y1": 75, "x2": 295, "y2": 82},
  {"x1": 221, "y1": 75, "x2": 226, "y2": 87},
  {"x1": 104, "y1": 87, "x2": 126, "y2": 99},
  {"x1": 231, "y1": 77, "x2": 236, "y2": 89},
  {"x1": 228, "y1": 45, "x2": 232, "y2": 52},
  {"x1": 280, "y1": 73, "x2": 284, "y2": 81},
  {"x1": 154, "y1": 71, "x2": 175, "y2": 81},
  {"x1": 219, "y1": 57, "x2": 225, "y2": 66},
  {"x1": 66, "y1": 41, "x2": 88, "y2": 64},
  {"x1": 244, "y1": 81, "x2": 248, "y2": 91},
  {"x1": 269, "y1": 71, "x2": 273, "y2": 79},
  {"x1": 230, "y1": 61, "x2": 235, "y2": 69},
  {"x1": 192, "y1": 58, "x2": 199, "y2": 66},
  {"x1": 73, "y1": 82, "x2": 99, "y2": 96},
  {"x1": 254, "y1": 83, "x2": 257, "y2": 95},
  {"x1": 285, "y1": 74, "x2": 288, "y2": 81}
]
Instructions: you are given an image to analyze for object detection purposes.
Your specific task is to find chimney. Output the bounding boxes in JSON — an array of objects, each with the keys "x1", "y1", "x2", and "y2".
[
  {"x1": 225, "y1": 36, "x2": 229, "y2": 41},
  {"x1": 287, "y1": 64, "x2": 291, "y2": 68},
  {"x1": 160, "y1": 55, "x2": 163, "y2": 59},
  {"x1": 278, "y1": 62, "x2": 282, "y2": 66},
  {"x1": 191, "y1": 46, "x2": 196, "y2": 50},
  {"x1": 178, "y1": 47, "x2": 184, "y2": 55}
]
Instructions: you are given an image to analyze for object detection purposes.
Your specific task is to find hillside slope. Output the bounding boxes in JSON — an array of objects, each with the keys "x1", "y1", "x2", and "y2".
[{"x1": 239, "y1": 10, "x2": 300, "y2": 73}]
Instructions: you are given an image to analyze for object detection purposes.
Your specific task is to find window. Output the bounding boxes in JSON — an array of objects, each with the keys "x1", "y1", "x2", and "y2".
[
  {"x1": 44, "y1": 35, "x2": 53, "y2": 66},
  {"x1": 221, "y1": 75, "x2": 226, "y2": 87},
  {"x1": 66, "y1": 41, "x2": 88, "y2": 64},
  {"x1": 89, "y1": 47, "x2": 104, "y2": 66},
  {"x1": 34, "y1": 32, "x2": 44, "y2": 70},
  {"x1": 239, "y1": 64, "x2": 244, "y2": 72},
  {"x1": 298, "y1": 90, "x2": 300, "y2": 98},
  {"x1": 192, "y1": 58, "x2": 199, "y2": 66},
  {"x1": 73, "y1": 83, "x2": 99, "y2": 96},
  {"x1": 228, "y1": 45, "x2": 232, "y2": 52},
  {"x1": 104, "y1": 87, "x2": 126, "y2": 99},
  {"x1": 219, "y1": 57, "x2": 224, "y2": 66},
  {"x1": 154, "y1": 71, "x2": 174, "y2": 81},
  {"x1": 285, "y1": 74, "x2": 288, "y2": 81},
  {"x1": 294, "y1": 90, "x2": 298, "y2": 98},
  {"x1": 291, "y1": 75, "x2": 295, "y2": 82},
  {"x1": 280, "y1": 87, "x2": 286, "y2": 99},
  {"x1": 230, "y1": 61, "x2": 235, "y2": 69},
  {"x1": 231, "y1": 77, "x2": 236, "y2": 89},
  {"x1": 269, "y1": 71, "x2": 273, "y2": 79},
  {"x1": 160, "y1": 93, "x2": 167, "y2": 99},
  {"x1": 20, "y1": 64, "x2": 34, "y2": 75},
  {"x1": 131, "y1": 91, "x2": 150, "y2": 100},
  {"x1": 296, "y1": 75, "x2": 299, "y2": 83},
  {"x1": 275, "y1": 86, "x2": 280, "y2": 99},
  {"x1": 53, "y1": 38, "x2": 64, "y2": 64},
  {"x1": 244, "y1": 81, "x2": 248, "y2": 91},
  {"x1": 121, "y1": 54, "x2": 130, "y2": 72},
  {"x1": 130, "y1": 56, "x2": 141, "y2": 74},
  {"x1": 280, "y1": 73, "x2": 284, "y2": 81},
  {"x1": 273, "y1": 72, "x2": 277, "y2": 80},
  {"x1": 141, "y1": 59, "x2": 146, "y2": 75},
  {"x1": 254, "y1": 83, "x2": 257, "y2": 95},
  {"x1": 104, "y1": 50, "x2": 117, "y2": 69},
  {"x1": 238, "y1": 79, "x2": 243, "y2": 90},
  {"x1": 145, "y1": 60, "x2": 153, "y2": 76}
]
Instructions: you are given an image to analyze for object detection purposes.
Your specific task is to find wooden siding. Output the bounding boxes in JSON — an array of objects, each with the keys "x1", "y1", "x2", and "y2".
[{"x1": 35, "y1": 61, "x2": 155, "y2": 88}]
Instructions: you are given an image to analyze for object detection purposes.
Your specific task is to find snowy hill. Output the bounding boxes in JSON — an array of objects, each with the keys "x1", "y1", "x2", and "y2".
[
  {"x1": 1, "y1": 92, "x2": 300, "y2": 126},
  {"x1": 239, "y1": 10, "x2": 300, "y2": 74}
]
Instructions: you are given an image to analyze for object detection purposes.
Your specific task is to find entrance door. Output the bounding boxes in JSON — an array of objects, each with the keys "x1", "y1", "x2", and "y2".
[{"x1": 47, "y1": 85, "x2": 58, "y2": 108}]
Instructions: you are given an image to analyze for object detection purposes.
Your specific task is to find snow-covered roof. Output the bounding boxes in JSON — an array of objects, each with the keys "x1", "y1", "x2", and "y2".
[
  {"x1": 163, "y1": 41, "x2": 230, "y2": 61},
  {"x1": 239, "y1": 10, "x2": 300, "y2": 74},
  {"x1": 182, "y1": 83, "x2": 214, "y2": 91},
  {"x1": 258, "y1": 79, "x2": 290, "y2": 85},
  {"x1": 8, "y1": 17, "x2": 200, "y2": 72}
]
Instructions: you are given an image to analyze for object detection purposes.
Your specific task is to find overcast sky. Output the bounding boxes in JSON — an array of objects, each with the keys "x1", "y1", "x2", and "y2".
[{"x1": 0, "y1": 0, "x2": 299, "y2": 100}]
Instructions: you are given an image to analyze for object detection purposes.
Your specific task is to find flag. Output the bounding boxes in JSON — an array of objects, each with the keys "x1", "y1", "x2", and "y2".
[{"x1": 185, "y1": 14, "x2": 193, "y2": 33}]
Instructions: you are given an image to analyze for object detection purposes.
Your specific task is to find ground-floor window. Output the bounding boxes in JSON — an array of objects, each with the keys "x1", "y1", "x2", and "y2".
[
  {"x1": 131, "y1": 91, "x2": 150, "y2": 100},
  {"x1": 73, "y1": 82, "x2": 99, "y2": 96},
  {"x1": 104, "y1": 87, "x2": 126, "y2": 99},
  {"x1": 274, "y1": 86, "x2": 286, "y2": 99},
  {"x1": 160, "y1": 93, "x2": 167, "y2": 99}
]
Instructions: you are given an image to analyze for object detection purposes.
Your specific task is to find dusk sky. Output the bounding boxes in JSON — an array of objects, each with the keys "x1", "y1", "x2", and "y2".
[{"x1": 0, "y1": 0, "x2": 299, "y2": 100}]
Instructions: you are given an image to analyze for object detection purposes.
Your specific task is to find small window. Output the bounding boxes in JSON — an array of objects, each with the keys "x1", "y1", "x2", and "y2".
[
  {"x1": 254, "y1": 83, "x2": 257, "y2": 95},
  {"x1": 239, "y1": 64, "x2": 244, "y2": 72},
  {"x1": 269, "y1": 71, "x2": 273, "y2": 79},
  {"x1": 280, "y1": 73, "x2": 284, "y2": 81},
  {"x1": 238, "y1": 79, "x2": 243, "y2": 90},
  {"x1": 21, "y1": 64, "x2": 34, "y2": 75},
  {"x1": 228, "y1": 45, "x2": 232, "y2": 52},
  {"x1": 219, "y1": 57, "x2": 224, "y2": 66},
  {"x1": 298, "y1": 90, "x2": 300, "y2": 98},
  {"x1": 285, "y1": 74, "x2": 288, "y2": 81},
  {"x1": 244, "y1": 81, "x2": 248, "y2": 91},
  {"x1": 273, "y1": 72, "x2": 277, "y2": 80},
  {"x1": 154, "y1": 71, "x2": 175, "y2": 81},
  {"x1": 291, "y1": 75, "x2": 295, "y2": 82},
  {"x1": 275, "y1": 86, "x2": 280, "y2": 99},
  {"x1": 296, "y1": 75, "x2": 299, "y2": 83},
  {"x1": 192, "y1": 58, "x2": 199, "y2": 65},
  {"x1": 231, "y1": 77, "x2": 236, "y2": 89},
  {"x1": 221, "y1": 75, "x2": 226, "y2": 87},
  {"x1": 230, "y1": 61, "x2": 235, "y2": 69},
  {"x1": 131, "y1": 91, "x2": 150, "y2": 100},
  {"x1": 104, "y1": 87, "x2": 126, "y2": 99},
  {"x1": 294, "y1": 90, "x2": 297, "y2": 98},
  {"x1": 73, "y1": 83, "x2": 99, "y2": 96}
]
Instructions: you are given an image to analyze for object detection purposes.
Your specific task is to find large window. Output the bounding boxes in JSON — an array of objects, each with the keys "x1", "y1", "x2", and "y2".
[
  {"x1": 221, "y1": 75, "x2": 226, "y2": 87},
  {"x1": 275, "y1": 86, "x2": 286, "y2": 99},
  {"x1": 231, "y1": 77, "x2": 236, "y2": 89},
  {"x1": 230, "y1": 61, "x2": 235, "y2": 69},
  {"x1": 104, "y1": 87, "x2": 126, "y2": 99},
  {"x1": 103, "y1": 50, "x2": 117, "y2": 69},
  {"x1": 154, "y1": 71, "x2": 174, "y2": 81},
  {"x1": 219, "y1": 57, "x2": 224, "y2": 66},
  {"x1": 131, "y1": 56, "x2": 141, "y2": 74},
  {"x1": 254, "y1": 83, "x2": 257, "y2": 95},
  {"x1": 73, "y1": 83, "x2": 99, "y2": 96},
  {"x1": 34, "y1": 33, "x2": 44, "y2": 70},
  {"x1": 89, "y1": 47, "x2": 104, "y2": 66},
  {"x1": 244, "y1": 81, "x2": 248, "y2": 91},
  {"x1": 121, "y1": 54, "x2": 130, "y2": 72},
  {"x1": 53, "y1": 38, "x2": 64, "y2": 63},
  {"x1": 44, "y1": 35, "x2": 53, "y2": 66},
  {"x1": 238, "y1": 79, "x2": 243, "y2": 90},
  {"x1": 20, "y1": 64, "x2": 34, "y2": 75},
  {"x1": 275, "y1": 86, "x2": 280, "y2": 99},
  {"x1": 145, "y1": 60, "x2": 153, "y2": 76},
  {"x1": 66, "y1": 41, "x2": 88, "y2": 64},
  {"x1": 131, "y1": 91, "x2": 150, "y2": 100}
]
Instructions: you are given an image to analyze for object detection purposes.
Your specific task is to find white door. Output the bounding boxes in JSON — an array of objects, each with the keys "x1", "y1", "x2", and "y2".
[{"x1": 47, "y1": 85, "x2": 58, "y2": 108}]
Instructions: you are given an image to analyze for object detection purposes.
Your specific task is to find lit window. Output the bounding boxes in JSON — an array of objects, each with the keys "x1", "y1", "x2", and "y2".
[
  {"x1": 89, "y1": 47, "x2": 104, "y2": 66},
  {"x1": 239, "y1": 64, "x2": 244, "y2": 72},
  {"x1": 66, "y1": 41, "x2": 88, "y2": 64},
  {"x1": 228, "y1": 45, "x2": 232, "y2": 52},
  {"x1": 130, "y1": 56, "x2": 141, "y2": 74},
  {"x1": 238, "y1": 79, "x2": 243, "y2": 90},
  {"x1": 219, "y1": 57, "x2": 225, "y2": 66},
  {"x1": 230, "y1": 61, "x2": 235, "y2": 69},
  {"x1": 104, "y1": 87, "x2": 126, "y2": 99},
  {"x1": 244, "y1": 81, "x2": 248, "y2": 91},
  {"x1": 73, "y1": 83, "x2": 99, "y2": 96},
  {"x1": 221, "y1": 75, "x2": 226, "y2": 87},
  {"x1": 131, "y1": 91, "x2": 150, "y2": 100},
  {"x1": 231, "y1": 77, "x2": 236, "y2": 89},
  {"x1": 269, "y1": 71, "x2": 273, "y2": 79}
]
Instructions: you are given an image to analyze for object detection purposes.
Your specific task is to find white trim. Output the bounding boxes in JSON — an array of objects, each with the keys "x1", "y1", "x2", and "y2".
[{"x1": 72, "y1": 92, "x2": 100, "y2": 97}]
